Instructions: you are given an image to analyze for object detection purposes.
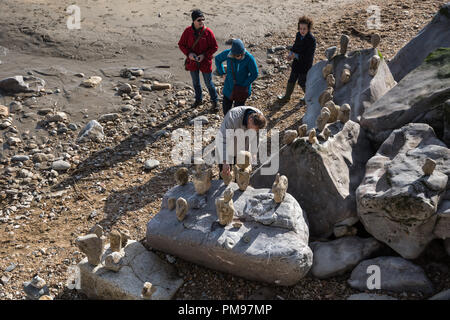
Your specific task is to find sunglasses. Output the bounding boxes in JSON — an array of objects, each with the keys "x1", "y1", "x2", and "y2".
[{"x1": 196, "y1": 18, "x2": 205, "y2": 22}]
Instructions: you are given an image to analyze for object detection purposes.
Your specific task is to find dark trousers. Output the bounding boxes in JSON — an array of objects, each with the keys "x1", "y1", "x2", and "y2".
[
  {"x1": 190, "y1": 71, "x2": 218, "y2": 102},
  {"x1": 288, "y1": 70, "x2": 307, "y2": 93},
  {"x1": 222, "y1": 95, "x2": 247, "y2": 116}
]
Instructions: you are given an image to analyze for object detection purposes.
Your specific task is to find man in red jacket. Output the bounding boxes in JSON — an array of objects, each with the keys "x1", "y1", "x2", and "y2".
[{"x1": 178, "y1": 9, "x2": 219, "y2": 111}]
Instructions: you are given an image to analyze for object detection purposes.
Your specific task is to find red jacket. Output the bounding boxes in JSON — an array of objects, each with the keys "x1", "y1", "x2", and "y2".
[{"x1": 178, "y1": 26, "x2": 218, "y2": 73}]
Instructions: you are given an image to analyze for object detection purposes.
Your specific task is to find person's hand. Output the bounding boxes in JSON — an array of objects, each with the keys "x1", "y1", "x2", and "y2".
[
  {"x1": 189, "y1": 53, "x2": 197, "y2": 61},
  {"x1": 197, "y1": 54, "x2": 205, "y2": 62},
  {"x1": 287, "y1": 52, "x2": 294, "y2": 61},
  {"x1": 222, "y1": 164, "x2": 230, "y2": 176},
  {"x1": 221, "y1": 74, "x2": 226, "y2": 80}
]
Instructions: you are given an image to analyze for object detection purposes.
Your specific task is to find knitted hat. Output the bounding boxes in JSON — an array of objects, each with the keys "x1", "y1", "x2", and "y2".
[
  {"x1": 231, "y1": 39, "x2": 245, "y2": 55},
  {"x1": 191, "y1": 9, "x2": 204, "y2": 21}
]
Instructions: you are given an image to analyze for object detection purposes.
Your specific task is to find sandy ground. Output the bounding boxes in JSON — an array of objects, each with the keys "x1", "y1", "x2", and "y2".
[{"x1": 0, "y1": 0, "x2": 449, "y2": 300}]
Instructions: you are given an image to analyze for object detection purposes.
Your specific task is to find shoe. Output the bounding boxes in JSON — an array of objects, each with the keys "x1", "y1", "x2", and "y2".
[
  {"x1": 299, "y1": 96, "x2": 306, "y2": 105},
  {"x1": 191, "y1": 100, "x2": 203, "y2": 108},
  {"x1": 277, "y1": 82, "x2": 295, "y2": 104},
  {"x1": 211, "y1": 101, "x2": 219, "y2": 112}
]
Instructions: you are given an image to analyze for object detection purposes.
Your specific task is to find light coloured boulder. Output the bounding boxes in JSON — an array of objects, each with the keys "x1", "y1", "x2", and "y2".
[
  {"x1": 310, "y1": 237, "x2": 381, "y2": 279},
  {"x1": 77, "y1": 120, "x2": 104, "y2": 143},
  {"x1": 348, "y1": 256, "x2": 434, "y2": 295},
  {"x1": 152, "y1": 81, "x2": 172, "y2": 90},
  {"x1": 361, "y1": 48, "x2": 450, "y2": 145},
  {"x1": 81, "y1": 76, "x2": 102, "y2": 88},
  {"x1": 146, "y1": 181, "x2": 313, "y2": 285},
  {"x1": 356, "y1": 123, "x2": 450, "y2": 259},
  {"x1": 78, "y1": 241, "x2": 183, "y2": 299},
  {"x1": 252, "y1": 121, "x2": 374, "y2": 237},
  {"x1": 388, "y1": 4, "x2": 450, "y2": 82}
]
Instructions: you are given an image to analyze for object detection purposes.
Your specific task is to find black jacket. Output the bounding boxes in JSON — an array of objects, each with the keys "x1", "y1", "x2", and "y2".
[{"x1": 291, "y1": 32, "x2": 316, "y2": 74}]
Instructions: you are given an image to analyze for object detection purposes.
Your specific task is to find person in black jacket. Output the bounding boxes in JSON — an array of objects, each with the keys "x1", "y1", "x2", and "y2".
[{"x1": 278, "y1": 16, "x2": 316, "y2": 104}]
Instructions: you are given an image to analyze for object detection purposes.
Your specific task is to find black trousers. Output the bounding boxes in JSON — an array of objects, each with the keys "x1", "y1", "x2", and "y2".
[
  {"x1": 222, "y1": 95, "x2": 247, "y2": 116},
  {"x1": 288, "y1": 70, "x2": 307, "y2": 93}
]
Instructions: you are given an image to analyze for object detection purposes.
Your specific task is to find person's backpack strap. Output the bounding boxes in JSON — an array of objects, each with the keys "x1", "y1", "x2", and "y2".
[{"x1": 190, "y1": 27, "x2": 206, "y2": 51}]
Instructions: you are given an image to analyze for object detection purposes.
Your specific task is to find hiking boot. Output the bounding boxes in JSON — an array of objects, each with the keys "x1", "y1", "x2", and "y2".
[
  {"x1": 211, "y1": 101, "x2": 219, "y2": 112},
  {"x1": 277, "y1": 82, "x2": 295, "y2": 104},
  {"x1": 191, "y1": 100, "x2": 203, "y2": 108}
]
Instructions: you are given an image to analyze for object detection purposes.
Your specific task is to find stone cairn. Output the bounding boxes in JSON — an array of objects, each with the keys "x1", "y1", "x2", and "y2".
[
  {"x1": 235, "y1": 151, "x2": 252, "y2": 191},
  {"x1": 192, "y1": 161, "x2": 212, "y2": 195},
  {"x1": 75, "y1": 225, "x2": 130, "y2": 272},
  {"x1": 272, "y1": 173, "x2": 288, "y2": 203},
  {"x1": 215, "y1": 186, "x2": 235, "y2": 226}
]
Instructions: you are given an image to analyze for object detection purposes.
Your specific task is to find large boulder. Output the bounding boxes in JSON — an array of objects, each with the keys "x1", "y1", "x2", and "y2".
[
  {"x1": 310, "y1": 237, "x2": 382, "y2": 279},
  {"x1": 303, "y1": 48, "x2": 396, "y2": 129},
  {"x1": 252, "y1": 120, "x2": 374, "y2": 238},
  {"x1": 356, "y1": 123, "x2": 450, "y2": 259},
  {"x1": 361, "y1": 48, "x2": 450, "y2": 146},
  {"x1": 0, "y1": 75, "x2": 45, "y2": 94},
  {"x1": 348, "y1": 256, "x2": 434, "y2": 295},
  {"x1": 78, "y1": 241, "x2": 183, "y2": 300},
  {"x1": 388, "y1": 3, "x2": 450, "y2": 82},
  {"x1": 146, "y1": 180, "x2": 312, "y2": 286}
]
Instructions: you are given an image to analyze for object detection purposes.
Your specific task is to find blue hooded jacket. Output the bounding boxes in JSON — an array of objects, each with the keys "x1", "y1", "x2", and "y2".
[{"x1": 215, "y1": 49, "x2": 258, "y2": 99}]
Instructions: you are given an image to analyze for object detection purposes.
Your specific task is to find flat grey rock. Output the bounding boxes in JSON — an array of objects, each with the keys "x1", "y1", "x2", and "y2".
[
  {"x1": 189, "y1": 115, "x2": 209, "y2": 125},
  {"x1": 52, "y1": 160, "x2": 71, "y2": 171},
  {"x1": 0, "y1": 75, "x2": 45, "y2": 94},
  {"x1": 310, "y1": 237, "x2": 382, "y2": 279},
  {"x1": 362, "y1": 48, "x2": 450, "y2": 146},
  {"x1": 146, "y1": 180, "x2": 312, "y2": 286},
  {"x1": 357, "y1": 123, "x2": 450, "y2": 259},
  {"x1": 348, "y1": 256, "x2": 434, "y2": 295},
  {"x1": 11, "y1": 155, "x2": 29, "y2": 162},
  {"x1": 78, "y1": 241, "x2": 183, "y2": 300},
  {"x1": 388, "y1": 4, "x2": 450, "y2": 82},
  {"x1": 252, "y1": 120, "x2": 374, "y2": 238}
]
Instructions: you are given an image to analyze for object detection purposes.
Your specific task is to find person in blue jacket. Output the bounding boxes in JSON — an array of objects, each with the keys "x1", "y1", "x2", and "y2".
[
  {"x1": 215, "y1": 39, "x2": 259, "y2": 115},
  {"x1": 278, "y1": 16, "x2": 316, "y2": 104}
]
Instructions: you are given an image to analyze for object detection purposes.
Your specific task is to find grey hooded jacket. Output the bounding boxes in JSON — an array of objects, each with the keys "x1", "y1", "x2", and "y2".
[{"x1": 216, "y1": 106, "x2": 263, "y2": 163}]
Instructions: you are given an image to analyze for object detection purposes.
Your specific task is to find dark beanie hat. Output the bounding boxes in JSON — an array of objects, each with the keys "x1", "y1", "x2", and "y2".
[{"x1": 191, "y1": 9, "x2": 204, "y2": 21}]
